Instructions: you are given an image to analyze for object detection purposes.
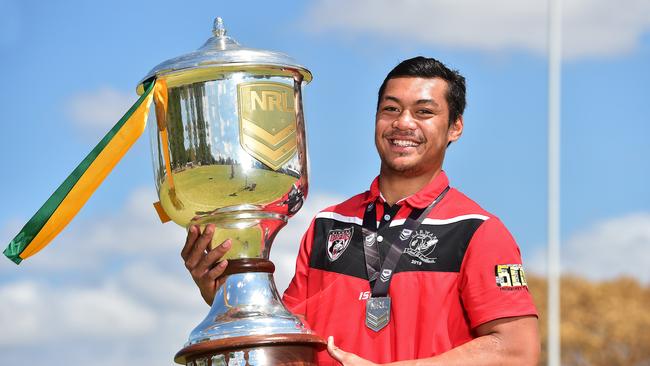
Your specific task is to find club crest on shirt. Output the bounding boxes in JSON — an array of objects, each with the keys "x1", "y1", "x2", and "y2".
[
  {"x1": 404, "y1": 229, "x2": 438, "y2": 264},
  {"x1": 327, "y1": 227, "x2": 354, "y2": 261}
]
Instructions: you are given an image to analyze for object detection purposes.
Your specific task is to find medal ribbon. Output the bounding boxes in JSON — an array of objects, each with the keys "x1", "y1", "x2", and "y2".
[{"x1": 362, "y1": 186, "x2": 450, "y2": 297}]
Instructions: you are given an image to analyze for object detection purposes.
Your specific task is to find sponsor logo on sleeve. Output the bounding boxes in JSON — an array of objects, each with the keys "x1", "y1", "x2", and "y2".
[
  {"x1": 326, "y1": 227, "x2": 354, "y2": 261},
  {"x1": 495, "y1": 264, "x2": 528, "y2": 289}
]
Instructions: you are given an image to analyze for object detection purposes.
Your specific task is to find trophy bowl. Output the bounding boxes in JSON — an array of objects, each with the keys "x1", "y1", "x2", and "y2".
[{"x1": 139, "y1": 18, "x2": 323, "y2": 365}]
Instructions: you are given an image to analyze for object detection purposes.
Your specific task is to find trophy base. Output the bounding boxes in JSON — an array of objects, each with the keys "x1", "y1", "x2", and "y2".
[{"x1": 175, "y1": 333, "x2": 326, "y2": 365}]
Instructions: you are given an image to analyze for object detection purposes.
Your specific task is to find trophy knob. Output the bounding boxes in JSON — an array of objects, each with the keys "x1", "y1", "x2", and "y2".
[{"x1": 213, "y1": 17, "x2": 227, "y2": 37}]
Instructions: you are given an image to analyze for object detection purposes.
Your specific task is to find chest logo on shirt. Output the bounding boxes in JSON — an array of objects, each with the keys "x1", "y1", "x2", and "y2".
[
  {"x1": 404, "y1": 230, "x2": 438, "y2": 264},
  {"x1": 327, "y1": 227, "x2": 354, "y2": 261}
]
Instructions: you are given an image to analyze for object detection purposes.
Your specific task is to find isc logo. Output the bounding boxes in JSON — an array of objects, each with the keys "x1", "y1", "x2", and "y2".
[{"x1": 250, "y1": 90, "x2": 294, "y2": 112}]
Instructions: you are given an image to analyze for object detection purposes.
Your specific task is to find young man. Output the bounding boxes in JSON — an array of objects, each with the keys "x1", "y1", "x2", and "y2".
[{"x1": 182, "y1": 57, "x2": 540, "y2": 365}]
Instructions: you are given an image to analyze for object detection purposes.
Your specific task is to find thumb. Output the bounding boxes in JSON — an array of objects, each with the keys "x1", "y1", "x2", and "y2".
[{"x1": 327, "y1": 335, "x2": 347, "y2": 362}]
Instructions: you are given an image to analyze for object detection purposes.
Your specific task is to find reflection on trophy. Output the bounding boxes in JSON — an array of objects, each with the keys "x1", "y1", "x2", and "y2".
[{"x1": 138, "y1": 17, "x2": 323, "y2": 365}]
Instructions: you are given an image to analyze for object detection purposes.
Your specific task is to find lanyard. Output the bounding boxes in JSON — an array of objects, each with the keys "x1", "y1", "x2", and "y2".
[{"x1": 361, "y1": 186, "x2": 449, "y2": 297}]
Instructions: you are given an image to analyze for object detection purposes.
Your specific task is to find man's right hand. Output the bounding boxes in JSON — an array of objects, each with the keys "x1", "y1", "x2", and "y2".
[{"x1": 181, "y1": 224, "x2": 232, "y2": 305}]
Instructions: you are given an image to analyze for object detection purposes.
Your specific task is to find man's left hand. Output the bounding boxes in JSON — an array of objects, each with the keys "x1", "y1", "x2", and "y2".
[{"x1": 327, "y1": 336, "x2": 378, "y2": 366}]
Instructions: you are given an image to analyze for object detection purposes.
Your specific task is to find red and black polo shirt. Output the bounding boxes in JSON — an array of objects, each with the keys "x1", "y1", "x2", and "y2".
[{"x1": 283, "y1": 171, "x2": 537, "y2": 365}]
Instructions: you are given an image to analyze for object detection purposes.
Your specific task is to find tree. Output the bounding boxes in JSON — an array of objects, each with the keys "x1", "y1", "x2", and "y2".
[{"x1": 527, "y1": 274, "x2": 650, "y2": 366}]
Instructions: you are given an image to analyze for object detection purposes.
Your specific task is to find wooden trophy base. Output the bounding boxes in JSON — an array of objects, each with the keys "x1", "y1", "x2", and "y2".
[{"x1": 175, "y1": 333, "x2": 326, "y2": 366}]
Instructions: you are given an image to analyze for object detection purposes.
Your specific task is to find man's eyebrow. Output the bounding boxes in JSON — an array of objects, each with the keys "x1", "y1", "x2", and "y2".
[
  {"x1": 382, "y1": 96, "x2": 440, "y2": 108},
  {"x1": 383, "y1": 96, "x2": 401, "y2": 103},
  {"x1": 416, "y1": 99, "x2": 440, "y2": 108}
]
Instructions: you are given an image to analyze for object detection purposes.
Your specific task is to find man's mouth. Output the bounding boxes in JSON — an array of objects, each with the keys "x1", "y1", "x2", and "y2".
[{"x1": 389, "y1": 138, "x2": 421, "y2": 148}]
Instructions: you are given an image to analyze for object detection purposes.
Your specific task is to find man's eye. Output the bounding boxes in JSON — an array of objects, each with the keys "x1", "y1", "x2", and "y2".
[
  {"x1": 418, "y1": 109, "x2": 434, "y2": 115},
  {"x1": 383, "y1": 106, "x2": 399, "y2": 112}
]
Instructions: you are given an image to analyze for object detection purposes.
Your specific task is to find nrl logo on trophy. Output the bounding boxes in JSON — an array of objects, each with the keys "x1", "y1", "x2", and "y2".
[{"x1": 238, "y1": 82, "x2": 297, "y2": 170}]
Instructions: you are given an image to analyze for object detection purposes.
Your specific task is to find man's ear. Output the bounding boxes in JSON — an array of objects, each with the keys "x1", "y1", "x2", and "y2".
[{"x1": 448, "y1": 116, "x2": 464, "y2": 143}]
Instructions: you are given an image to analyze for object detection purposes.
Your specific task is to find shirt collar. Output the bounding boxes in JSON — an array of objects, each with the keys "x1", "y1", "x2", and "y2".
[{"x1": 363, "y1": 171, "x2": 450, "y2": 209}]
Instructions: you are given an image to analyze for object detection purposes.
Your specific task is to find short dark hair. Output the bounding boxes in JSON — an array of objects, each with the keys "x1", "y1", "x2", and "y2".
[{"x1": 377, "y1": 56, "x2": 466, "y2": 125}]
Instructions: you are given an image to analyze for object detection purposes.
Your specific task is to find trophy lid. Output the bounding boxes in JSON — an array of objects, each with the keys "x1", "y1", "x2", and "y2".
[{"x1": 137, "y1": 17, "x2": 312, "y2": 93}]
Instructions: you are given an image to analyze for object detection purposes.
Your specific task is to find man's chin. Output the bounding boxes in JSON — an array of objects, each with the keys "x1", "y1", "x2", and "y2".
[{"x1": 383, "y1": 161, "x2": 422, "y2": 177}]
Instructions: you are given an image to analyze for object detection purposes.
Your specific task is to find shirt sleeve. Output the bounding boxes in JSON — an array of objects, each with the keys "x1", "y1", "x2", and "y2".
[
  {"x1": 459, "y1": 217, "x2": 538, "y2": 329},
  {"x1": 282, "y1": 218, "x2": 316, "y2": 316}
]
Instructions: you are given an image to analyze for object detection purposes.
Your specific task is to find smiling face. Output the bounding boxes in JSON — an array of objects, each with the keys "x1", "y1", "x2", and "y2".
[{"x1": 375, "y1": 77, "x2": 463, "y2": 178}]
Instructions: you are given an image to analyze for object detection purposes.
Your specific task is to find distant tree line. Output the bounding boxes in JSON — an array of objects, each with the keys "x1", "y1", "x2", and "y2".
[
  {"x1": 528, "y1": 274, "x2": 650, "y2": 366},
  {"x1": 167, "y1": 85, "x2": 216, "y2": 170}
]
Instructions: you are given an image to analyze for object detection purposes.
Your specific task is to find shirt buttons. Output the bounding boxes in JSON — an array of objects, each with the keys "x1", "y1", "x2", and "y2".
[
  {"x1": 383, "y1": 214, "x2": 391, "y2": 221},
  {"x1": 377, "y1": 235, "x2": 384, "y2": 243}
]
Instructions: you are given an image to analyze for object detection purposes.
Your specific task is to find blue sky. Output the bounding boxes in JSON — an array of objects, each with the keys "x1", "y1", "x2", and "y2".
[{"x1": 0, "y1": 0, "x2": 648, "y2": 364}]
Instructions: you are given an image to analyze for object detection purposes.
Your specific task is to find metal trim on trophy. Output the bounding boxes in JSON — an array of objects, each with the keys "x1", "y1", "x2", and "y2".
[{"x1": 137, "y1": 17, "x2": 324, "y2": 365}]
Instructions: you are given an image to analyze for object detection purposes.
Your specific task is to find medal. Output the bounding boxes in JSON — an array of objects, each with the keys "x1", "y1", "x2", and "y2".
[
  {"x1": 365, "y1": 296, "x2": 391, "y2": 332},
  {"x1": 361, "y1": 186, "x2": 449, "y2": 332}
]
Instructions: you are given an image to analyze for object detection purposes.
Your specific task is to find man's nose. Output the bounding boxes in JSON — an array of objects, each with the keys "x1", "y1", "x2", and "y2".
[{"x1": 393, "y1": 111, "x2": 417, "y2": 130}]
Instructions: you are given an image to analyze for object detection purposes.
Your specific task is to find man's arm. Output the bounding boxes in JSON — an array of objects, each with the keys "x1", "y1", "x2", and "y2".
[{"x1": 328, "y1": 315, "x2": 540, "y2": 366}]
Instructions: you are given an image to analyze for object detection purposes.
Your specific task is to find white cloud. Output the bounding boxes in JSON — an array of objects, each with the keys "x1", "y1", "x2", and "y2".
[
  {"x1": 562, "y1": 212, "x2": 650, "y2": 282},
  {"x1": 0, "y1": 187, "x2": 185, "y2": 274},
  {"x1": 303, "y1": 0, "x2": 650, "y2": 60},
  {"x1": 525, "y1": 212, "x2": 650, "y2": 283},
  {"x1": 0, "y1": 187, "x2": 343, "y2": 365},
  {"x1": 0, "y1": 279, "x2": 158, "y2": 344},
  {"x1": 0, "y1": 269, "x2": 205, "y2": 365},
  {"x1": 66, "y1": 87, "x2": 136, "y2": 136}
]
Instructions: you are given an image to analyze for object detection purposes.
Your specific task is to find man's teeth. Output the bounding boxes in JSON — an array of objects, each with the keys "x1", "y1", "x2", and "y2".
[{"x1": 391, "y1": 139, "x2": 419, "y2": 147}]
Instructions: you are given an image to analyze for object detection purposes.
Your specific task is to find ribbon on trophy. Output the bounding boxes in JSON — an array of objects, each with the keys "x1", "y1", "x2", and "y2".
[{"x1": 3, "y1": 78, "x2": 166, "y2": 264}]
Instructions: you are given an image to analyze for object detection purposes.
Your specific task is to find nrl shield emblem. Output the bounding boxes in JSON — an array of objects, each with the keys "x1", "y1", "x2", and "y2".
[
  {"x1": 399, "y1": 228, "x2": 413, "y2": 241},
  {"x1": 237, "y1": 82, "x2": 297, "y2": 170},
  {"x1": 327, "y1": 227, "x2": 354, "y2": 261},
  {"x1": 366, "y1": 296, "x2": 391, "y2": 332}
]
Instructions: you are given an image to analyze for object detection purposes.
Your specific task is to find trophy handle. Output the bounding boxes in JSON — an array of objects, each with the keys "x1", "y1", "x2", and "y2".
[{"x1": 293, "y1": 72, "x2": 309, "y2": 200}]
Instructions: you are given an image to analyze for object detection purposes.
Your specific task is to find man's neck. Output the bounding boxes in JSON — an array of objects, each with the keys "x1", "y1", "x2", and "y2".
[{"x1": 378, "y1": 167, "x2": 442, "y2": 206}]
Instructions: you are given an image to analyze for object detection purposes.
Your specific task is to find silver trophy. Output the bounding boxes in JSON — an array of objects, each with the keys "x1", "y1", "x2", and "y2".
[{"x1": 138, "y1": 18, "x2": 323, "y2": 365}]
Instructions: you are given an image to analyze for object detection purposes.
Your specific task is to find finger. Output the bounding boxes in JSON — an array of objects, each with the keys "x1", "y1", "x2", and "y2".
[
  {"x1": 203, "y1": 259, "x2": 228, "y2": 283},
  {"x1": 327, "y1": 336, "x2": 346, "y2": 362},
  {"x1": 198, "y1": 260, "x2": 228, "y2": 302},
  {"x1": 327, "y1": 336, "x2": 374, "y2": 366},
  {"x1": 195, "y1": 240, "x2": 232, "y2": 275},
  {"x1": 185, "y1": 224, "x2": 215, "y2": 269},
  {"x1": 181, "y1": 225, "x2": 200, "y2": 260},
  {"x1": 198, "y1": 262, "x2": 225, "y2": 306}
]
